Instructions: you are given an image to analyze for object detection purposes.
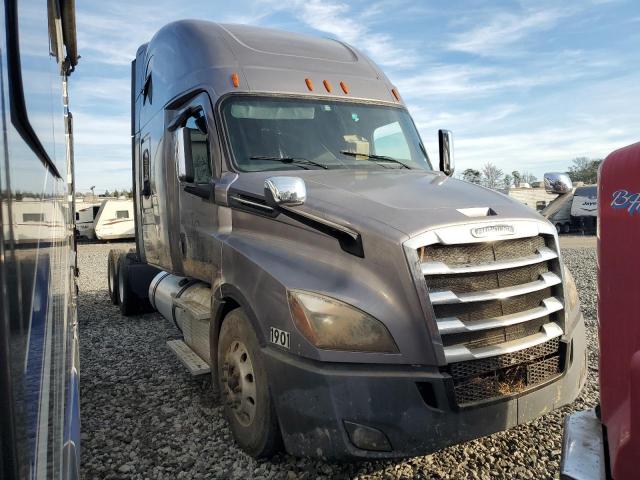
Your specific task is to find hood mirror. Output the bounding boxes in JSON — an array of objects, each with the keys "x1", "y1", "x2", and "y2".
[
  {"x1": 264, "y1": 176, "x2": 306, "y2": 207},
  {"x1": 544, "y1": 172, "x2": 573, "y2": 194},
  {"x1": 438, "y1": 129, "x2": 454, "y2": 176}
]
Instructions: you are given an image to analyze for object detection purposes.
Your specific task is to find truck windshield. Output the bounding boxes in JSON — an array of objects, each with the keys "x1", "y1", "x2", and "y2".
[{"x1": 221, "y1": 96, "x2": 433, "y2": 172}]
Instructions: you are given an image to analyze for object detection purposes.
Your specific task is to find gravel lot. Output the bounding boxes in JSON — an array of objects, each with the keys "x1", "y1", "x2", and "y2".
[{"x1": 79, "y1": 242, "x2": 598, "y2": 480}]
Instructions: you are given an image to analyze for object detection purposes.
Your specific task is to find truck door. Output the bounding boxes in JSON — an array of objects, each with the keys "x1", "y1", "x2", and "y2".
[
  {"x1": 169, "y1": 93, "x2": 221, "y2": 282},
  {"x1": 138, "y1": 133, "x2": 162, "y2": 265}
]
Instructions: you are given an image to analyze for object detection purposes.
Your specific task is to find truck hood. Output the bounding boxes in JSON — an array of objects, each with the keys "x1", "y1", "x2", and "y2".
[{"x1": 231, "y1": 169, "x2": 546, "y2": 239}]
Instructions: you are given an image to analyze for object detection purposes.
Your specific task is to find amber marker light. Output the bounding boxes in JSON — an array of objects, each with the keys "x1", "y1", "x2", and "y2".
[
  {"x1": 391, "y1": 88, "x2": 400, "y2": 101},
  {"x1": 305, "y1": 78, "x2": 314, "y2": 91},
  {"x1": 323, "y1": 80, "x2": 332, "y2": 92},
  {"x1": 340, "y1": 81, "x2": 349, "y2": 94},
  {"x1": 231, "y1": 72, "x2": 240, "y2": 88}
]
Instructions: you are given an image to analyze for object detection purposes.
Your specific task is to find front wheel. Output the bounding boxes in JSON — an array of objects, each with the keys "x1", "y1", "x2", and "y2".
[{"x1": 217, "y1": 309, "x2": 281, "y2": 458}]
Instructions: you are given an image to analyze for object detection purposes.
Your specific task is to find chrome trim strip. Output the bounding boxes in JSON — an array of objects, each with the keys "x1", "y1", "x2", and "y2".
[
  {"x1": 232, "y1": 196, "x2": 274, "y2": 212},
  {"x1": 444, "y1": 322, "x2": 563, "y2": 363},
  {"x1": 429, "y1": 271, "x2": 561, "y2": 305},
  {"x1": 436, "y1": 297, "x2": 564, "y2": 334},
  {"x1": 421, "y1": 246, "x2": 558, "y2": 275}
]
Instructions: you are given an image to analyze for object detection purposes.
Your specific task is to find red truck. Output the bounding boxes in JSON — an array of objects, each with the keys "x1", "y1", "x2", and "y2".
[{"x1": 561, "y1": 141, "x2": 640, "y2": 480}]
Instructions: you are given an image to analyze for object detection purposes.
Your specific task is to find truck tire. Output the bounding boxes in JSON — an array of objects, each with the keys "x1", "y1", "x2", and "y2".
[
  {"x1": 118, "y1": 254, "x2": 137, "y2": 316},
  {"x1": 217, "y1": 308, "x2": 281, "y2": 458},
  {"x1": 563, "y1": 222, "x2": 571, "y2": 234},
  {"x1": 107, "y1": 249, "x2": 125, "y2": 305}
]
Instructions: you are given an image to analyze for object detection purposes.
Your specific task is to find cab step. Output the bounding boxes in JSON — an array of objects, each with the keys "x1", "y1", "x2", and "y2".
[
  {"x1": 167, "y1": 339, "x2": 211, "y2": 376},
  {"x1": 172, "y1": 296, "x2": 210, "y2": 321}
]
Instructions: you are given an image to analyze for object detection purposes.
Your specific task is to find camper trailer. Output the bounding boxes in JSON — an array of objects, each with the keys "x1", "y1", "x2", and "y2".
[
  {"x1": 75, "y1": 200, "x2": 104, "y2": 239},
  {"x1": 110, "y1": 21, "x2": 586, "y2": 460},
  {"x1": 3, "y1": 198, "x2": 68, "y2": 244},
  {"x1": 94, "y1": 199, "x2": 135, "y2": 240},
  {"x1": 540, "y1": 177, "x2": 598, "y2": 234}
]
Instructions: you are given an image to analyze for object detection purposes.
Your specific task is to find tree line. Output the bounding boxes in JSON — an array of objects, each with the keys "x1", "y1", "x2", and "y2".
[{"x1": 461, "y1": 157, "x2": 602, "y2": 190}]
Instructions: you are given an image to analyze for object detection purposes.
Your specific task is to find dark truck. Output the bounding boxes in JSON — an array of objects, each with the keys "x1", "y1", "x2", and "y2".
[{"x1": 109, "y1": 20, "x2": 587, "y2": 460}]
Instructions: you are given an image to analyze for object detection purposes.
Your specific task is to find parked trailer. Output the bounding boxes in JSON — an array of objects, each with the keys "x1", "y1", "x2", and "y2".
[
  {"x1": 560, "y1": 142, "x2": 640, "y2": 480},
  {"x1": 541, "y1": 175, "x2": 598, "y2": 234},
  {"x1": 94, "y1": 199, "x2": 135, "y2": 240},
  {"x1": 110, "y1": 21, "x2": 586, "y2": 460},
  {"x1": 0, "y1": 1, "x2": 80, "y2": 479},
  {"x1": 2, "y1": 198, "x2": 68, "y2": 244},
  {"x1": 75, "y1": 200, "x2": 104, "y2": 239}
]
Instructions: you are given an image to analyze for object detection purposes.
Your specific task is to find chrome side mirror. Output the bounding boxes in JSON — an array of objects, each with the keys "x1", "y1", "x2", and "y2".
[
  {"x1": 264, "y1": 176, "x2": 306, "y2": 207},
  {"x1": 175, "y1": 127, "x2": 194, "y2": 183},
  {"x1": 438, "y1": 129, "x2": 454, "y2": 176},
  {"x1": 544, "y1": 172, "x2": 573, "y2": 194}
]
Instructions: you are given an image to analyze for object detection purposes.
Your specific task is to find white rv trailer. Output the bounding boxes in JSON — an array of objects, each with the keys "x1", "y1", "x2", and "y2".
[
  {"x1": 94, "y1": 199, "x2": 135, "y2": 240},
  {"x1": 75, "y1": 200, "x2": 104, "y2": 239},
  {"x1": 3, "y1": 198, "x2": 67, "y2": 244}
]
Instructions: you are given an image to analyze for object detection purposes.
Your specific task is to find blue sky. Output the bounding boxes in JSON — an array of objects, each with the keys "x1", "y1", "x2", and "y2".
[{"x1": 71, "y1": 0, "x2": 640, "y2": 192}]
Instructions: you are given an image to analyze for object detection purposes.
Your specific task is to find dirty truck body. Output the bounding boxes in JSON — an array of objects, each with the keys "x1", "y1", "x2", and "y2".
[{"x1": 119, "y1": 21, "x2": 587, "y2": 459}]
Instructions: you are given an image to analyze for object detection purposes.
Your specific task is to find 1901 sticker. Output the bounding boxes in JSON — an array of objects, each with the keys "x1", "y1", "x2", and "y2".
[{"x1": 270, "y1": 327, "x2": 290, "y2": 349}]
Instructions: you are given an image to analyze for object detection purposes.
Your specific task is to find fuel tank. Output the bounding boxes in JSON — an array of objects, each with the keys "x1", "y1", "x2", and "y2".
[{"x1": 149, "y1": 272, "x2": 212, "y2": 363}]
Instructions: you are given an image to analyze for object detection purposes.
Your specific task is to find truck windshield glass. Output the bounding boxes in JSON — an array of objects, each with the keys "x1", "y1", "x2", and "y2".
[{"x1": 222, "y1": 96, "x2": 432, "y2": 172}]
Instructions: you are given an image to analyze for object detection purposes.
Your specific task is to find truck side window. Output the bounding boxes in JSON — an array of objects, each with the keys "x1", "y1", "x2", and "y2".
[
  {"x1": 373, "y1": 121, "x2": 411, "y2": 160},
  {"x1": 183, "y1": 113, "x2": 212, "y2": 184}
]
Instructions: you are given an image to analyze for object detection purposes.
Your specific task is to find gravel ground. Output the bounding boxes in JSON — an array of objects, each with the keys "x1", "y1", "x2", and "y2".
[{"x1": 78, "y1": 243, "x2": 599, "y2": 480}]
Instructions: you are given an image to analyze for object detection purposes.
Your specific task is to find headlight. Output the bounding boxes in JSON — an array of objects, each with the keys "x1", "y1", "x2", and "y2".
[{"x1": 287, "y1": 290, "x2": 399, "y2": 353}]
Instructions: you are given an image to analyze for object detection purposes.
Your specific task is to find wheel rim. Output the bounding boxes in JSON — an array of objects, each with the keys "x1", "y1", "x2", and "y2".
[
  {"x1": 118, "y1": 267, "x2": 124, "y2": 304},
  {"x1": 222, "y1": 340, "x2": 257, "y2": 427}
]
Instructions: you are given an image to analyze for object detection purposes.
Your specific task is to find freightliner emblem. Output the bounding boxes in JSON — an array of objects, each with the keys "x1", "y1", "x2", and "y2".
[{"x1": 470, "y1": 224, "x2": 515, "y2": 238}]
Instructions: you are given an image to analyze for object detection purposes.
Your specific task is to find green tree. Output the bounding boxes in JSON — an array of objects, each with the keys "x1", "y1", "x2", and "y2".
[
  {"x1": 567, "y1": 157, "x2": 602, "y2": 184},
  {"x1": 503, "y1": 174, "x2": 513, "y2": 189},
  {"x1": 512, "y1": 171, "x2": 522, "y2": 187},
  {"x1": 462, "y1": 168, "x2": 482, "y2": 184}
]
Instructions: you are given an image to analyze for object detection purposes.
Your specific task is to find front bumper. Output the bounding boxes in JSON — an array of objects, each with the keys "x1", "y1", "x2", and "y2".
[
  {"x1": 265, "y1": 318, "x2": 587, "y2": 460},
  {"x1": 560, "y1": 409, "x2": 607, "y2": 480}
]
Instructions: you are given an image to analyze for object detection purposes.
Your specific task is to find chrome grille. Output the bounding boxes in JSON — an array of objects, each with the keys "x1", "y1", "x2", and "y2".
[
  {"x1": 417, "y1": 232, "x2": 564, "y2": 361},
  {"x1": 405, "y1": 220, "x2": 565, "y2": 406},
  {"x1": 408, "y1": 222, "x2": 567, "y2": 405}
]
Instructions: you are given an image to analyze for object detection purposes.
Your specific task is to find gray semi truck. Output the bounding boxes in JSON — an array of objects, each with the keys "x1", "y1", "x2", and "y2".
[{"x1": 108, "y1": 20, "x2": 587, "y2": 460}]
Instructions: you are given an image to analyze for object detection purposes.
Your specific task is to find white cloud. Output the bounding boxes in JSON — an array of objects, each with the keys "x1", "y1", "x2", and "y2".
[
  {"x1": 447, "y1": 7, "x2": 568, "y2": 56},
  {"x1": 260, "y1": 0, "x2": 417, "y2": 68}
]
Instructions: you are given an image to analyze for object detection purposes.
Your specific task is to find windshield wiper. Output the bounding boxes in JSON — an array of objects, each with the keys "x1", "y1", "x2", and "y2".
[
  {"x1": 249, "y1": 155, "x2": 328, "y2": 169},
  {"x1": 339, "y1": 151, "x2": 411, "y2": 169}
]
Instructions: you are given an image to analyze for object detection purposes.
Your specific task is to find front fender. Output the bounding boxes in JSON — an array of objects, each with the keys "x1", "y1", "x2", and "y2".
[{"x1": 218, "y1": 227, "x2": 438, "y2": 366}]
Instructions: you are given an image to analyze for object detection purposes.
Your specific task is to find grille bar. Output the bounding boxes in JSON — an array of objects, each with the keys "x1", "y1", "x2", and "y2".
[
  {"x1": 429, "y1": 271, "x2": 561, "y2": 305},
  {"x1": 421, "y1": 246, "x2": 558, "y2": 275},
  {"x1": 437, "y1": 296, "x2": 563, "y2": 334},
  {"x1": 443, "y1": 322, "x2": 563, "y2": 363}
]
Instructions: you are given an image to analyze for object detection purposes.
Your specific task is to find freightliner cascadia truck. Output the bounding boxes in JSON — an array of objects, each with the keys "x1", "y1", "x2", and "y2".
[{"x1": 108, "y1": 20, "x2": 587, "y2": 459}]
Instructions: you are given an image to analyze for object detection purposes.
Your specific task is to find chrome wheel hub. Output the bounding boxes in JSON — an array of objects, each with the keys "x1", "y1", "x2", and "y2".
[{"x1": 222, "y1": 340, "x2": 256, "y2": 426}]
